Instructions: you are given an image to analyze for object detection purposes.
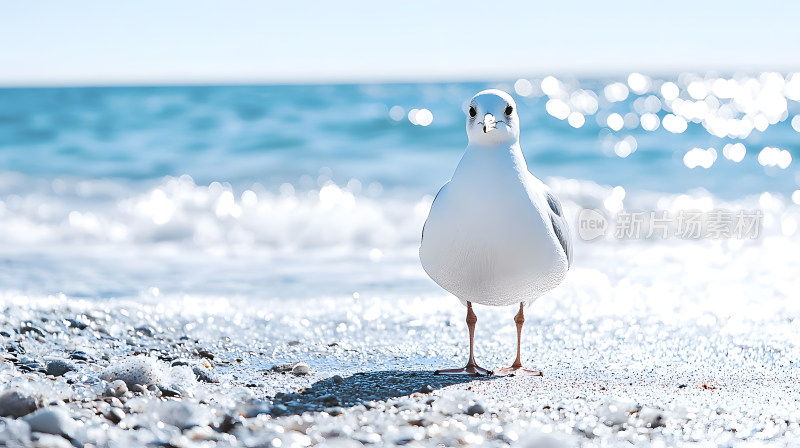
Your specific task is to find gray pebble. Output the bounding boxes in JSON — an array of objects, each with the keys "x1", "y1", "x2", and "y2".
[
  {"x1": 158, "y1": 385, "x2": 181, "y2": 397},
  {"x1": 16, "y1": 355, "x2": 35, "y2": 364},
  {"x1": 5, "y1": 343, "x2": 24, "y2": 354},
  {"x1": 218, "y1": 415, "x2": 236, "y2": 433},
  {"x1": 46, "y1": 360, "x2": 76, "y2": 377},
  {"x1": 19, "y1": 324, "x2": 45, "y2": 336},
  {"x1": 105, "y1": 407, "x2": 125, "y2": 424},
  {"x1": 134, "y1": 326, "x2": 155, "y2": 337},
  {"x1": 197, "y1": 349, "x2": 214, "y2": 360},
  {"x1": 63, "y1": 318, "x2": 88, "y2": 330},
  {"x1": 466, "y1": 403, "x2": 485, "y2": 415},
  {"x1": 419, "y1": 385, "x2": 434, "y2": 394},
  {"x1": 68, "y1": 351, "x2": 89, "y2": 361},
  {"x1": 18, "y1": 362, "x2": 42, "y2": 373},
  {"x1": 320, "y1": 394, "x2": 340, "y2": 406},
  {"x1": 0, "y1": 390, "x2": 39, "y2": 418},
  {"x1": 192, "y1": 365, "x2": 219, "y2": 383},
  {"x1": 325, "y1": 406, "x2": 344, "y2": 416},
  {"x1": 270, "y1": 363, "x2": 293, "y2": 372},
  {"x1": 332, "y1": 375, "x2": 344, "y2": 384}
]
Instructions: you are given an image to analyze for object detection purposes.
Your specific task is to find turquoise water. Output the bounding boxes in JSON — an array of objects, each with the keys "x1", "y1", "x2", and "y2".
[{"x1": 1, "y1": 78, "x2": 797, "y2": 199}]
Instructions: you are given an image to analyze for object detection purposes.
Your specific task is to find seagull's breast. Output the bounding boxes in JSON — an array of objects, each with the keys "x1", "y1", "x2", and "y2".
[{"x1": 419, "y1": 147, "x2": 568, "y2": 306}]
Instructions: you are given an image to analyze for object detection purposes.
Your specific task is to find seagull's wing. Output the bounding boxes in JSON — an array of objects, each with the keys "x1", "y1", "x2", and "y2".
[
  {"x1": 421, "y1": 182, "x2": 450, "y2": 243},
  {"x1": 544, "y1": 188, "x2": 572, "y2": 268}
]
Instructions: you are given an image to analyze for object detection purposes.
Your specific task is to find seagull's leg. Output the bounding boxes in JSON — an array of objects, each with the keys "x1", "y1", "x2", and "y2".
[
  {"x1": 495, "y1": 303, "x2": 542, "y2": 376},
  {"x1": 435, "y1": 301, "x2": 492, "y2": 376}
]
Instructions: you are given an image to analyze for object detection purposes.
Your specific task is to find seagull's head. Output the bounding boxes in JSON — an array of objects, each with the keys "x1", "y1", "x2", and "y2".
[{"x1": 465, "y1": 89, "x2": 520, "y2": 145}]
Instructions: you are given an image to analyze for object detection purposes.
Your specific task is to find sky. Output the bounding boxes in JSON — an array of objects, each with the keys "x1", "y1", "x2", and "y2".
[{"x1": 1, "y1": 1, "x2": 798, "y2": 86}]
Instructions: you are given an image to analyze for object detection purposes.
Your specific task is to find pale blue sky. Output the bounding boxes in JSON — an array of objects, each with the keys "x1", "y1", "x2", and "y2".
[{"x1": 1, "y1": 1, "x2": 798, "y2": 86}]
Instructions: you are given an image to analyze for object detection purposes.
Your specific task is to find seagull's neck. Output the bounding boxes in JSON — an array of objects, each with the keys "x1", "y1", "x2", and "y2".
[{"x1": 454, "y1": 140, "x2": 529, "y2": 181}]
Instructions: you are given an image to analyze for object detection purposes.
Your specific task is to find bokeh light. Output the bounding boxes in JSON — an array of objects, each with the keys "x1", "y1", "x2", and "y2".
[
  {"x1": 514, "y1": 78, "x2": 534, "y2": 97},
  {"x1": 627, "y1": 73, "x2": 651, "y2": 95},
  {"x1": 722, "y1": 143, "x2": 746, "y2": 163},
  {"x1": 758, "y1": 146, "x2": 792, "y2": 169},
  {"x1": 568, "y1": 112, "x2": 585, "y2": 128},
  {"x1": 606, "y1": 113, "x2": 624, "y2": 131},
  {"x1": 683, "y1": 147, "x2": 717, "y2": 169},
  {"x1": 604, "y1": 82, "x2": 629, "y2": 102}
]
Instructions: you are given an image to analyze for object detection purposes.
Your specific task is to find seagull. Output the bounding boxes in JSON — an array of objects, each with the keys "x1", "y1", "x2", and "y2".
[{"x1": 419, "y1": 89, "x2": 572, "y2": 376}]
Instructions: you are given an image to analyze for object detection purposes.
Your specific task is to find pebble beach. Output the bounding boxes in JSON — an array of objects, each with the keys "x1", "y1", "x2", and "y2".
[{"x1": 3, "y1": 248, "x2": 800, "y2": 448}]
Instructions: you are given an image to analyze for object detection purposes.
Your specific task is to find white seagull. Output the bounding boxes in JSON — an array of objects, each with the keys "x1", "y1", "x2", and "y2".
[{"x1": 420, "y1": 89, "x2": 572, "y2": 376}]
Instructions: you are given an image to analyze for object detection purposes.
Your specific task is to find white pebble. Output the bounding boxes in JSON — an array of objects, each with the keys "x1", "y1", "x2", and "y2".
[
  {"x1": 291, "y1": 362, "x2": 311, "y2": 376},
  {"x1": 101, "y1": 356, "x2": 164, "y2": 388},
  {"x1": 22, "y1": 407, "x2": 76, "y2": 438}
]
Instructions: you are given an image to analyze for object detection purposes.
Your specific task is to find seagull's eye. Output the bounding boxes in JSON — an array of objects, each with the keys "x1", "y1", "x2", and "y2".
[
  {"x1": 505, "y1": 105, "x2": 514, "y2": 116},
  {"x1": 468, "y1": 106, "x2": 477, "y2": 118}
]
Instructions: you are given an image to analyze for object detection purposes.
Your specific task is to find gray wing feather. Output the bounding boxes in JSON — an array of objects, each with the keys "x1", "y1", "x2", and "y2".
[
  {"x1": 421, "y1": 183, "x2": 447, "y2": 243},
  {"x1": 545, "y1": 189, "x2": 572, "y2": 268}
]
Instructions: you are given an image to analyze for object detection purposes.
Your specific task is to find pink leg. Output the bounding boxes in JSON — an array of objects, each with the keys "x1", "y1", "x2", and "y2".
[
  {"x1": 435, "y1": 302, "x2": 491, "y2": 376},
  {"x1": 494, "y1": 303, "x2": 542, "y2": 376}
]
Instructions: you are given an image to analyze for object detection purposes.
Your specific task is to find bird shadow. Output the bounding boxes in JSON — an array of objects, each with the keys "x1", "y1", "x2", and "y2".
[{"x1": 261, "y1": 370, "x2": 496, "y2": 417}]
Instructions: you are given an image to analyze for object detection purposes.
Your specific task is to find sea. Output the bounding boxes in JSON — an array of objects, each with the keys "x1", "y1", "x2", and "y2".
[{"x1": 1, "y1": 74, "x2": 799, "y2": 314}]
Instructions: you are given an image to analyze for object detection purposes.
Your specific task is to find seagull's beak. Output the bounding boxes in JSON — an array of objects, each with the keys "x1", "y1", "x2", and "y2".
[{"x1": 482, "y1": 113, "x2": 497, "y2": 133}]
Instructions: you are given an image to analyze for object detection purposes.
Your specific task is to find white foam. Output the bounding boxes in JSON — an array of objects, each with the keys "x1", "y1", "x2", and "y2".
[
  {"x1": 0, "y1": 173, "x2": 429, "y2": 254},
  {"x1": 1, "y1": 172, "x2": 799, "y2": 311}
]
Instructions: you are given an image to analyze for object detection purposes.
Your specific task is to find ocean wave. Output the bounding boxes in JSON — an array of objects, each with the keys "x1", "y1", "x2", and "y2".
[
  {"x1": 0, "y1": 172, "x2": 797, "y2": 251},
  {"x1": 1, "y1": 171, "x2": 798, "y2": 303}
]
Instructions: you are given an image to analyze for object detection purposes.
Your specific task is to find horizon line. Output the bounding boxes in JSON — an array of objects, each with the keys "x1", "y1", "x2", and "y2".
[{"x1": 2, "y1": 65, "x2": 799, "y2": 89}]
